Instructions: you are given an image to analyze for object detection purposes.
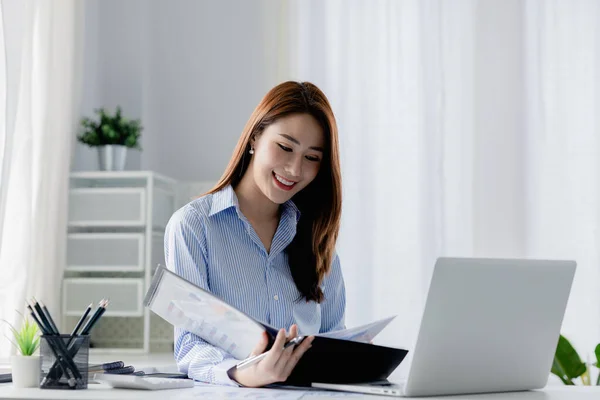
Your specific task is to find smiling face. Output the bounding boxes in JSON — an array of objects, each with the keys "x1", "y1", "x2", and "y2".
[{"x1": 248, "y1": 113, "x2": 325, "y2": 205}]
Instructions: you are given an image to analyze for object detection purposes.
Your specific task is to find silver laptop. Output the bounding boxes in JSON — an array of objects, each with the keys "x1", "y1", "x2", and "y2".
[{"x1": 313, "y1": 257, "x2": 576, "y2": 397}]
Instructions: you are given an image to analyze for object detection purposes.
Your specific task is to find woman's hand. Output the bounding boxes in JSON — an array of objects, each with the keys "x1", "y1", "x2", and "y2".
[{"x1": 228, "y1": 324, "x2": 314, "y2": 387}]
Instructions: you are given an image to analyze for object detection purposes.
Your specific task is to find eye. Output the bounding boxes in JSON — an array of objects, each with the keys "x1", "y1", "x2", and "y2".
[
  {"x1": 305, "y1": 155, "x2": 321, "y2": 162},
  {"x1": 278, "y1": 143, "x2": 292, "y2": 152}
]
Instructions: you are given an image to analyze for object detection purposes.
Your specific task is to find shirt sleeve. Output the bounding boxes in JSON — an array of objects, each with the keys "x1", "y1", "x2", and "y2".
[
  {"x1": 319, "y1": 253, "x2": 346, "y2": 333},
  {"x1": 164, "y1": 206, "x2": 241, "y2": 386}
]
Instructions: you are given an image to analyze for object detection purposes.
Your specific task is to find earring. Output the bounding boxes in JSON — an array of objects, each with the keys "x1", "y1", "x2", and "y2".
[{"x1": 249, "y1": 148, "x2": 254, "y2": 155}]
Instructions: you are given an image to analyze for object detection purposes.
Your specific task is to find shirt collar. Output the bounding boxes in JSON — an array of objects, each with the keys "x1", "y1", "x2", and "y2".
[
  {"x1": 282, "y1": 198, "x2": 301, "y2": 223},
  {"x1": 209, "y1": 184, "x2": 239, "y2": 216},
  {"x1": 209, "y1": 184, "x2": 301, "y2": 222}
]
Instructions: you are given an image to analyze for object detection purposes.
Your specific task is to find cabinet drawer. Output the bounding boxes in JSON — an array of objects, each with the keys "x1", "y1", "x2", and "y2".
[
  {"x1": 68, "y1": 188, "x2": 146, "y2": 226},
  {"x1": 63, "y1": 278, "x2": 144, "y2": 317},
  {"x1": 66, "y1": 233, "x2": 144, "y2": 272}
]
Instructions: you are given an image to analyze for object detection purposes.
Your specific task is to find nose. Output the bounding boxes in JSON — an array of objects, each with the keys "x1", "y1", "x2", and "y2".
[{"x1": 285, "y1": 154, "x2": 303, "y2": 179}]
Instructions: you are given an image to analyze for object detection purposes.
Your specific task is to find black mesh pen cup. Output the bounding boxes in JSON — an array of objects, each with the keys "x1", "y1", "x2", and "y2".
[{"x1": 40, "y1": 335, "x2": 89, "y2": 390}]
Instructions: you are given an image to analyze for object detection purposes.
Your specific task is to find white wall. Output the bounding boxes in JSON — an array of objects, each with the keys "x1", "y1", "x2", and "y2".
[
  {"x1": 73, "y1": 0, "x2": 283, "y2": 182},
  {"x1": 75, "y1": 0, "x2": 527, "y2": 241}
]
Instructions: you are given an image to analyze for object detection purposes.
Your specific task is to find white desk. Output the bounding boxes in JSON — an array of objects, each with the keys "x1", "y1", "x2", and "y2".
[
  {"x1": 1, "y1": 355, "x2": 597, "y2": 399},
  {"x1": 0, "y1": 385, "x2": 598, "y2": 400}
]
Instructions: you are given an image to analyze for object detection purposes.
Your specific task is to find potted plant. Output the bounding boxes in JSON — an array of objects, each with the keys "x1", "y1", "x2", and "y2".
[
  {"x1": 77, "y1": 106, "x2": 143, "y2": 171},
  {"x1": 5, "y1": 315, "x2": 41, "y2": 388},
  {"x1": 552, "y1": 334, "x2": 600, "y2": 385}
]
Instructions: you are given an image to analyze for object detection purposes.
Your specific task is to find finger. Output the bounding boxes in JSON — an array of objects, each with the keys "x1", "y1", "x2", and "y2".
[
  {"x1": 287, "y1": 324, "x2": 298, "y2": 340},
  {"x1": 274, "y1": 338, "x2": 296, "y2": 370},
  {"x1": 249, "y1": 331, "x2": 269, "y2": 357},
  {"x1": 282, "y1": 336, "x2": 314, "y2": 377},
  {"x1": 274, "y1": 324, "x2": 300, "y2": 371},
  {"x1": 262, "y1": 328, "x2": 287, "y2": 368}
]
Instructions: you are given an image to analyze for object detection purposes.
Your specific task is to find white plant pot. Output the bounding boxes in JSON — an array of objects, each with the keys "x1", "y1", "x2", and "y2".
[{"x1": 10, "y1": 355, "x2": 40, "y2": 388}]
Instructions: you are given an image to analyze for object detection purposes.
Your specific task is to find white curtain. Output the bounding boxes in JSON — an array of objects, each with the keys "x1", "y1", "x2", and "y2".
[
  {"x1": 284, "y1": 0, "x2": 477, "y2": 379},
  {"x1": 284, "y1": 0, "x2": 600, "y2": 378},
  {"x1": 0, "y1": 0, "x2": 81, "y2": 358},
  {"x1": 524, "y1": 0, "x2": 600, "y2": 359}
]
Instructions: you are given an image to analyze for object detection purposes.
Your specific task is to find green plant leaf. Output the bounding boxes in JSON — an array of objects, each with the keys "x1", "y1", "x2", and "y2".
[
  {"x1": 17, "y1": 318, "x2": 40, "y2": 355},
  {"x1": 78, "y1": 106, "x2": 142, "y2": 148},
  {"x1": 594, "y1": 343, "x2": 600, "y2": 385},
  {"x1": 552, "y1": 357, "x2": 572, "y2": 385},
  {"x1": 551, "y1": 335, "x2": 587, "y2": 385}
]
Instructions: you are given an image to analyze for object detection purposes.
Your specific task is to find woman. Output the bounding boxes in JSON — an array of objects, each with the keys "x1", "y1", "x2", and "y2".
[{"x1": 164, "y1": 81, "x2": 345, "y2": 387}]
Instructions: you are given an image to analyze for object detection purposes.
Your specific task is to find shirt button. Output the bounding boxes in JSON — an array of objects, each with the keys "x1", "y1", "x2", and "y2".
[{"x1": 273, "y1": 295, "x2": 279, "y2": 301}]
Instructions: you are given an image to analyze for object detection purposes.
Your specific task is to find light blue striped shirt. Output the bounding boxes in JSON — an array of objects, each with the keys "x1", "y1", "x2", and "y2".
[{"x1": 164, "y1": 184, "x2": 346, "y2": 386}]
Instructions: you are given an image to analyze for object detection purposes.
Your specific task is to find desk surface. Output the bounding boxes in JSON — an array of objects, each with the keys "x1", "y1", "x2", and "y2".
[
  {"x1": 0, "y1": 354, "x2": 597, "y2": 399},
  {"x1": 0, "y1": 384, "x2": 598, "y2": 400}
]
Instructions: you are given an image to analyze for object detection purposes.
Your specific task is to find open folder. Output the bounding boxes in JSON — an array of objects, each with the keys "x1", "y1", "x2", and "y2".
[{"x1": 144, "y1": 265, "x2": 408, "y2": 385}]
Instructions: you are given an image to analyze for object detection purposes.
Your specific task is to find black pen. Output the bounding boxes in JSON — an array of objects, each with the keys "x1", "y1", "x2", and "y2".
[{"x1": 87, "y1": 361, "x2": 124, "y2": 372}]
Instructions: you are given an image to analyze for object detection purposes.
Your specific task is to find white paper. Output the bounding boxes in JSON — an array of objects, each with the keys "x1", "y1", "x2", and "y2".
[
  {"x1": 185, "y1": 382, "x2": 307, "y2": 399},
  {"x1": 183, "y1": 383, "x2": 365, "y2": 399},
  {"x1": 316, "y1": 316, "x2": 396, "y2": 343},
  {"x1": 145, "y1": 266, "x2": 396, "y2": 361},
  {"x1": 145, "y1": 267, "x2": 267, "y2": 359}
]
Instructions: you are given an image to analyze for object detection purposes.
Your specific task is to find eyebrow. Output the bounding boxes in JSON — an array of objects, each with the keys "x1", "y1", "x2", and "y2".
[{"x1": 278, "y1": 134, "x2": 324, "y2": 152}]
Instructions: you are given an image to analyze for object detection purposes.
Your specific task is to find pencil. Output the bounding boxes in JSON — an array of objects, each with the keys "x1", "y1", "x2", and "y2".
[
  {"x1": 80, "y1": 299, "x2": 108, "y2": 336},
  {"x1": 27, "y1": 302, "x2": 52, "y2": 334},
  {"x1": 39, "y1": 301, "x2": 60, "y2": 335},
  {"x1": 31, "y1": 300, "x2": 83, "y2": 384},
  {"x1": 47, "y1": 299, "x2": 111, "y2": 382},
  {"x1": 28, "y1": 305, "x2": 75, "y2": 387},
  {"x1": 78, "y1": 299, "x2": 106, "y2": 336},
  {"x1": 71, "y1": 303, "x2": 93, "y2": 337}
]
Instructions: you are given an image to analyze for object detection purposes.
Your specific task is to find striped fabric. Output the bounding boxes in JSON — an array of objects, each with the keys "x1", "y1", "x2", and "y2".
[{"x1": 164, "y1": 184, "x2": 346, "y2": 386}]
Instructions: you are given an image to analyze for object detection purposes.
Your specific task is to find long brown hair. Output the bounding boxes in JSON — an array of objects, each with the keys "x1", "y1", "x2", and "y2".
[{"x1": 208, "y1": 81, "x2": 342, "y2": 303}]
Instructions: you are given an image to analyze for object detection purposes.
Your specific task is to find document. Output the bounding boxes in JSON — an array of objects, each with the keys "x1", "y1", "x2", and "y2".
[
  {"x1": 317, "y1": 316, "x2": 395, "y2": 343},
  {"x1": 144, "y1": 265, "x2": 395, "y2": 359},
  {"x1": 182, "y1": 382, "x2": 364, "y2": 399}
]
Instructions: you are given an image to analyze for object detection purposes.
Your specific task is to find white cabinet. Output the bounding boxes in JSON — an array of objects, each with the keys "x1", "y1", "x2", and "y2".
[{"x1": 63, "y1": 171, "x2": 177, "y2": 353}]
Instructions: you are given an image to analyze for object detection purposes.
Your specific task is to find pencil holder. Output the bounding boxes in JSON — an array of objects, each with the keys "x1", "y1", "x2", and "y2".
[{"x1": 39, "y1": 335, "x2": 89, "y2": 390}]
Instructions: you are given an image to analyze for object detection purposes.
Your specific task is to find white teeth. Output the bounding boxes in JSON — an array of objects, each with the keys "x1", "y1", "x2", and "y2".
[{"x1": 275, "y1": 174, "x2": 295, "y2": 186}]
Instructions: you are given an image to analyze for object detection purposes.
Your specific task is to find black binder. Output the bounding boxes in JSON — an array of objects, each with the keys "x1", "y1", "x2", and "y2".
[
  {"x1": 145, "y1": 265, "x2": 408, "y2": 385},
  {"x1": 285, "y1": 336, "x2": 407, "y2": 386}
]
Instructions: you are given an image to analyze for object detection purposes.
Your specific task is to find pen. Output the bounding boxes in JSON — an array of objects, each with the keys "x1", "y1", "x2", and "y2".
[
  {"x1": 87, "y1": 361, "x2": 124, "y2": 371},
  {"x1": 235, "y1": 336, "x2": 305, "y2": 371}
]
